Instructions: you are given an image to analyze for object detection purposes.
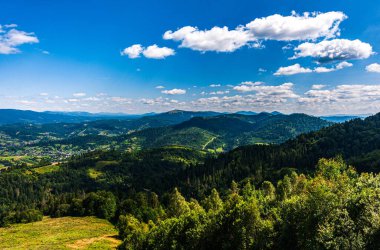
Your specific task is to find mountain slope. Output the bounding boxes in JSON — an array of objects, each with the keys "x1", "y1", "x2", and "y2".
[
  {"x1": 123, "y1": 113, "x2": 331, "y2": 151},
  {"x1": 177, "y1": 113, "x2": 380, "y2": 195}
]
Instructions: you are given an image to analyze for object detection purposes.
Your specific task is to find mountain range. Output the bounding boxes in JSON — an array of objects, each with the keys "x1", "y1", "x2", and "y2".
[
  {"x1": 0, "y1": 109, "x2": 365, "y2": 125},
  {"x1": 0, "y1": 110, "x2": 331, "y2": 160}
]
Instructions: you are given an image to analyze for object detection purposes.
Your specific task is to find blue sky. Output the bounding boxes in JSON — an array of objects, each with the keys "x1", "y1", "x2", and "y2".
[{"x1": 0, "y1": 0, "x2": 380, "y2": 115}]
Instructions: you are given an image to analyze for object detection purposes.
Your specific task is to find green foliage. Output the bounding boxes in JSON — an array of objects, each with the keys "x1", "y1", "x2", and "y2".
[{"x1": 118, "y1": 158, "x2": 380, "y2": 250}]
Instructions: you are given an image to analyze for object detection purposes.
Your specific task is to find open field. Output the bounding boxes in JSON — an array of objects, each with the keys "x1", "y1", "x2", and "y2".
[
  {"x1": 0, "y1": 216, "x2": 121, "y2": 249},
  {"x1": 33, "y1": 164, "x2": 61, "y2": 174}
]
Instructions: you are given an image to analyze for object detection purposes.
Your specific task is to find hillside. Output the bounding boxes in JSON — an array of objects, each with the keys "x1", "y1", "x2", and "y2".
[
  {"x1": 178, "y1": 113, "x2": 380, "y2": 195},
  {"x1": 0, "y1": 111, "x2": 329, "y2": 160},
  {"x1": 1, "y1": 114, "x2": 380, "y2": 249},
  {"x1": 0, "y1": 216, "x2": 120, "y2": 249},
  {"x1": 123, "y1": 113, "x2": 331, "y2": 151},
  {"x1": 0, "y1": 110, "x2": 222, "y2": 160}
]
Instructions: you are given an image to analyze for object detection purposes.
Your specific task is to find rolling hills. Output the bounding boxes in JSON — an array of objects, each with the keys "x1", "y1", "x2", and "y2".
[
  {"x1": 0, "y1": 111, "x2": 331, "y2": 160},
  {"x1": 122, "y1": 113, "x2": 331, "y2": 151}
]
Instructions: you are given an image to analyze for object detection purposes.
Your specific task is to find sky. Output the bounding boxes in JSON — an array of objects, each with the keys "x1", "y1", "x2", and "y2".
[{"x1": 0, "y1": 0, "x2": 380, "y2": 115}]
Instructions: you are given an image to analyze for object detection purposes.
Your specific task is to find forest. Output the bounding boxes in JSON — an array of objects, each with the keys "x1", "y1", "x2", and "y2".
[{"x1": 0, "y1": 113, "x2": 380, "y2": 249}]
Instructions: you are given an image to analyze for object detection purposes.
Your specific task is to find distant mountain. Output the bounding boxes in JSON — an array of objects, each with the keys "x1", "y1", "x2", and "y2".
[
  {"x1": 0, "y1": 109, "x2": 142, "y2": 125},
  {"x1": 320, "y1": 115, "x2": 367, "y2": 123},
  {"x1": 235, "y1": 111, "x2": 258, "y2": 115},
  {"x1": 0, "y1": 109, "x2": 220, "y2": 126},
  {"x1": 0, "y1": 111, "x2": 330, "y2": 160},
  {"x1": 122, "y1": 112, "x2": 331, "y2": 151},
  {"x1": 234, "y1": 111, "x2": 282, "y2": 115}
]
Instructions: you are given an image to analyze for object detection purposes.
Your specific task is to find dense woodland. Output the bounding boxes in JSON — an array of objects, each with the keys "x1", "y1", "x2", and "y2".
[{"x1": 1, "y1": 113, "x2": 380, "y2": 249}]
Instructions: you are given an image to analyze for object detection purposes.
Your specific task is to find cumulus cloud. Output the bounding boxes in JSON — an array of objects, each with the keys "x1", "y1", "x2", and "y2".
[
  {"x1": 246, "y1": 11, "x2": 346, "y2": 41},
  {"x1": 233, "y1": 81, "x2": 299, "y2": 100},
  {"x1": 299, "y1": 84, "x2": 380, "y2": 105},
  {"x1": 163, "y1": 11, "x2": 347, "y2": 53},
  {"x1": 161, "y1": 88, "x2": 187, "y2": 95},
  {"x1": 121, "y1": 44, "x2": 175, "y2": 59},
  {"x1": 275, "y1": 61, "x2": 353, "y2": 75},
  {"x1": 163, "y1": 26, "x2": 253, "y2": 52},
  {"x1": 314, "y1": 61, "x2": 353, "y2": 73},
  {"x1": 193, "y1": 83, "x2": 299, "y2": 111},
  {"x1": 121, "y1": 44, "x2": 143, "y2": 58},
  {"x1": 292, "y1": 39, "x2": 373, "y2": 62},
  {"x1": 366, "y1": 63, "x2": 380, "y2": 73},
  {"x1": 0, "y1": 26, "x2": 39, "y2": 54},
  {"x1": 155, "y1": 85, "x2": 165, "y2": 89},
  {"x1": 142, "y1": 44, "x2": 175, "y2": 59},
  {"x1": 274, "y1": 64, "x2": 313, "y2": 76}
]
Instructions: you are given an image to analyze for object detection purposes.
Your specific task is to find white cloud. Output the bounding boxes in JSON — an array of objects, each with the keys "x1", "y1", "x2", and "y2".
[
  {"x1": 163, "y1": 26, "x2": 253, "y2": 52},
  {"x1": 292, "y1": 39, "x2": 373, "y2": 62},
  {"x1": 155, "y1": 85, "x2": 165, "y2": 89},
  {"x1": 313, "y1": 66, "x2": 335, "y2": 73},
  {"x1": 275, "y1": 61, "x2": 353, "y2": 75},
  {"x1": 4, "y1": 24, "x2": 17, "y2": 28},
  {"x1": 210, "y1": 90, "x2": 230, "y2": 95},
  {"x1": 121, "y1": 44, "x2": 175, "y2": 59},
  {"x1": 246, "y1": 11, "x2": 346, "y2": 41},
  {"x1": 163, "y1": 11, "x2": 347, "y2": 53},
  {"x1": 0, "y1": 26, "x2": 39, "y2": 54},
  {"x1": 73, "y1": 93, "x2": 86, "y2": 97},
  {"x1": 210, "y1": 84, "x2": 221, "y2": 87},
  {"x1": 314, "y1": 61, "x2": 353, "y2": 73},
  {"x1": 366, "y1": 63, "x2": 380, "y2": 73},
  {"x1": 67, "y1": 99, "x2": 79, "y2": 102},
  {"x1": 299, "y1": 84, "x2": 380, "y2": 104},
  {"x1": 311, "y1": 84, "x2": 326, "y2": 90},
  {"x1": 258, "y1": 68, "x2": 267, "y2": 72},
  {"x1": 233, "y1": 81, "x2": 299, "y2": 99},
  {"x1": 121, "y1": 44, "x2": 143, "y2": 58},
  {"x1": 161, "y1": 88, "x2": 187, "y2": 95},
  {"x1": 336, "y1": 61, "x2": 353, "y2": 69},
  {"x1": 274, "y1": 64, "x2": 312, "y2": 76},
  {"x1": 142, "y1": 44, "x2": 175, "y2": 59},
  {"x1": 39, "y1": 93, "x2": 49, "y2": 96},
  {"x1": 193, "y1": 82, "x2": 299, "y2": 111},
  {"x1": 110, "y1": 97, "x2": 132, "y2": 103}
]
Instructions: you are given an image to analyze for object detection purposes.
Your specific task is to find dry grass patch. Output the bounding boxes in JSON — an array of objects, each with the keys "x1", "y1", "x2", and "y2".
[{"x1": 0, "y1": 216, "x2": 120, "y2": 249}]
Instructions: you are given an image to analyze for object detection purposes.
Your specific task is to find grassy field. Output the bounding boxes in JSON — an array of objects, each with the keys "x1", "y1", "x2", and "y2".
[
  {"x1": 33, "y1": 164, "x2": 61, "y2": 174},
  {"x1": 0, "y1": 216, "x2": 121, "y2": 249}
]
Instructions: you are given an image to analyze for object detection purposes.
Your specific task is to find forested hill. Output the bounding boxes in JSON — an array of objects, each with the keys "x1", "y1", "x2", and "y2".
[
  {"x1": 180, "y1": 112, "x2": 380, "y2": 195},
  {"x1": 123, "y1": 112, "x2": 331, "y2": 150},
  {"x1": 0, "y1": 111, "x2": 330, "y2": 160},
  {"x1": 1, "y1": 114, "x2": 380, "y2": 249},
  {"x1": 0, "y1": 109, "x2": 221, "y2": 126}
]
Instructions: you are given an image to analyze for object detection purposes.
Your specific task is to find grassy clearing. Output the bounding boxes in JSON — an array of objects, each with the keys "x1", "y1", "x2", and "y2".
[
  {"x1": 0, "y1": 155, "x2": 39, "y2": 167},
  {"x1": 88, "y1": 168, "x2": 103, "y2": 179},
  {"x1": 34, "y1": 164, "x2": 60, "y2": 174},
  {"x1": 0, "y1": 216, "x2": 121, "y2": 249}
]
